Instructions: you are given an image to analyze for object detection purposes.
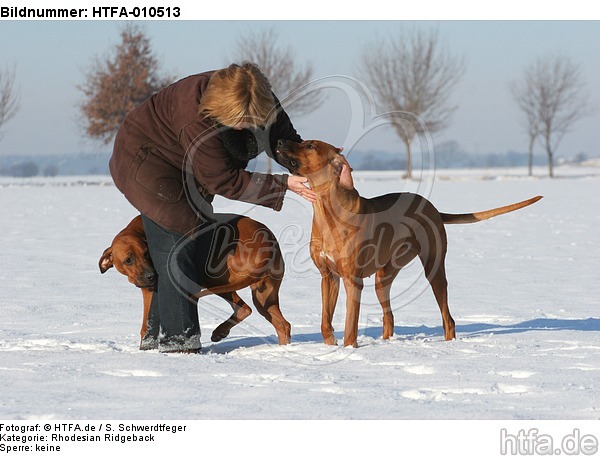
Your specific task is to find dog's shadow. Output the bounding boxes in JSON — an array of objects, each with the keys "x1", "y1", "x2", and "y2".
[
  {"x1": 204, "y1": 335, "x2": 283, "y2": 354},
  {"x1": 386, "y1": 317, "x2": 600, "y2": 339},
  {"x1": 205, "y1": 317, "x2": 600, "y2": 354}
]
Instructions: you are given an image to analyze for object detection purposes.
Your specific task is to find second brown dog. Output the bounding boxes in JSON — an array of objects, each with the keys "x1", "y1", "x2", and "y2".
[{"x1": 99, "y1": 214, "x2": 291, "y2": 348}]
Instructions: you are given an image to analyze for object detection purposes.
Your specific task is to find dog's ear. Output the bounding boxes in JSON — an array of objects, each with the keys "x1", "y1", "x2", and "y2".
[
  {"x1": 99, "y1": 247, "x2": 114, "y2": 274},
  {"x1": 331, "y1": 154, "x2": 354, "y2": 190}
]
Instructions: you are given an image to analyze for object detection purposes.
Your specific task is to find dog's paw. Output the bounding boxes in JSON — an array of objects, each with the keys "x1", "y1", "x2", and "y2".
[
  {"x1": 211, "y1": 328, "x2": 230, "y2": 342},
  {"x1": 323, "y1": 336, "x2": 338, "y2": 346}
]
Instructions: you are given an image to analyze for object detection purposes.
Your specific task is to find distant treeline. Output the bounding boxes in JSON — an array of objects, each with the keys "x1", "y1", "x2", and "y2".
[
  {"x1": 0, "y1": 154, "x2": 110, "y2": 177},
  {"x1": 0, "y1": 146, "x2": 594, "y2": 177},
  {"x1": 348, "y1": 141, "x2": 592, "y2": 171}
]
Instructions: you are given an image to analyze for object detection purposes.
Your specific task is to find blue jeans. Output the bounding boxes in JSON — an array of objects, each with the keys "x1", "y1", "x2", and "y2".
[{"x1": 141, "y1": 215, "x2": 203, "y2": 352}]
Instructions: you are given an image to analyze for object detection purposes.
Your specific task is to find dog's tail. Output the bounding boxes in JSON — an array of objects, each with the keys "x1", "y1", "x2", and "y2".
[{"x1": 440, "y1": 196, "x2": 543, "y2": 225}]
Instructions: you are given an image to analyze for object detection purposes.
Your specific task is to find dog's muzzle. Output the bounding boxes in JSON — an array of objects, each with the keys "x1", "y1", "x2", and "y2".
[
  {"x1": 135, "y1": 269, "x2": 157, "y2": 289},
  {"x1": 276, "y1": 140, "x2": 300, "y2": 173}
]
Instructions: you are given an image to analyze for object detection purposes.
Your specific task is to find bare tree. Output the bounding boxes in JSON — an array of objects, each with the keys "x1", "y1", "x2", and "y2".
[
  {"x1": 360, "y1": 28, "x2": 465, "y2": 178},
  {"x1": 510, "y1": 78, "x2": 540, "y2": 176},
  {"x1": 511, "y1": 54, "x2": 590, "y2": 178},
  {"x1": 0, "y1": 65, "x2": 20, "y2": 140},
  {"x1": 78, "y1": 23, "x2": 175, "y2": 145},
  {"x1": 232, "y1": 28, "x2": 324, "y2": 172},
  {"x1": 232, "y1": 28, "x2": 323, "y2": 117}
]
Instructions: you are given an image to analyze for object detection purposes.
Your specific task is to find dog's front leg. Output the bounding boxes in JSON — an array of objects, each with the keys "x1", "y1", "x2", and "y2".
[
  {"x1": 320, "y1": 273, "x2": 340, "y2": 345},
  {"x1": 342, "y1": 276, "x2": 364, "y2": 348},
  {"x1": 140, "y1": 288, "x2": 154, "y2": 344}
]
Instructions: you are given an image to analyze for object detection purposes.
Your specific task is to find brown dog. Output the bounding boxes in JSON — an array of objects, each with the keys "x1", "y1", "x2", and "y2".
[
  {"x1": 276, "y1": 139, "x2": 542, "y2": 348},
  {"x1": 99, "y1": 214, "x2": 291, "y2": 347}
]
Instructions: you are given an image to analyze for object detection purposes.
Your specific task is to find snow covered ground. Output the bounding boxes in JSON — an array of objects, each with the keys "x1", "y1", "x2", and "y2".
[{"x1": 1, "y1": 164, "x2": 599, "y2": 420}]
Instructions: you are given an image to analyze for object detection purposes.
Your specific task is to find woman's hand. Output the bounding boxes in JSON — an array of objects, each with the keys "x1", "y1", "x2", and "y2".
[{"x1": 287, "y1": 175, "x2": 317, "y2": 203}]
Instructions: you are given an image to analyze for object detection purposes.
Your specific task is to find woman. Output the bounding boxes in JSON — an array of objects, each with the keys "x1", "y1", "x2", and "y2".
[{"x1": 109, "y1": 62, "x2": 314, "y2": 353}]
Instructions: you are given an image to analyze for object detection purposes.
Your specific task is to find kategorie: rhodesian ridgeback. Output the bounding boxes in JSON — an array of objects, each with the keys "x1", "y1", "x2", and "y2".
[
  {"x1": 99, "y1": 214, "x2": 291, "y2": 348},
  {"x1": 277, "y1": 139, "x2": 542, "y2": 348}
]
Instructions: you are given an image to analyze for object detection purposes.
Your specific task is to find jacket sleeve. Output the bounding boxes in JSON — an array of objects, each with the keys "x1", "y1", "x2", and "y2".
[{"x1": 179, "y1": 121, "x2": 289, "y2": 211}]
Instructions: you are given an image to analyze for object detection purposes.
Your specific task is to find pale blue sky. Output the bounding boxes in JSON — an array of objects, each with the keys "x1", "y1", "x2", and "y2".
[{"x1": 0, "y1": 20, "x2": 599, "y2": 159}]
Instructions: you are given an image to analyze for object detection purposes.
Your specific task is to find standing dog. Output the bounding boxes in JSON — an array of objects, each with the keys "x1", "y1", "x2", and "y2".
[
  {"x1": 276, "y1": 139, "x2": 542, "y2": 348},
  {"x1": 99, "y1": 214, "x2": 291, "y2": 347}
]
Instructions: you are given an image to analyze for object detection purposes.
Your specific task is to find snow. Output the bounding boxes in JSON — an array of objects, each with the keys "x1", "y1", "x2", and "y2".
[{"x1": 1, "y1": 164, "x2": 599, "y2": 420}]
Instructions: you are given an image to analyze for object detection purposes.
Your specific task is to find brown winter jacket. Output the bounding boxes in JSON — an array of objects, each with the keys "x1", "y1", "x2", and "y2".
[{"x1": 109, "y1": 71, "x2": 301, "y2": 234}]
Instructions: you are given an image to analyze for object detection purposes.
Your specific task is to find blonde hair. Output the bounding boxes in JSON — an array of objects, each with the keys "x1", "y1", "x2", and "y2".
[{"x1": 199, "y1": 62, "x2": 276, "y2": 128}]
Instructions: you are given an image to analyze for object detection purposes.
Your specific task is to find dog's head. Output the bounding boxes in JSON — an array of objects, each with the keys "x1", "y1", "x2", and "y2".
[
  {"x1": 276, "y1": 139, "x2": 353, "y2": 189},
  {"x1": 99, "y1": 224, "x2": 157, "y2": 289}
]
